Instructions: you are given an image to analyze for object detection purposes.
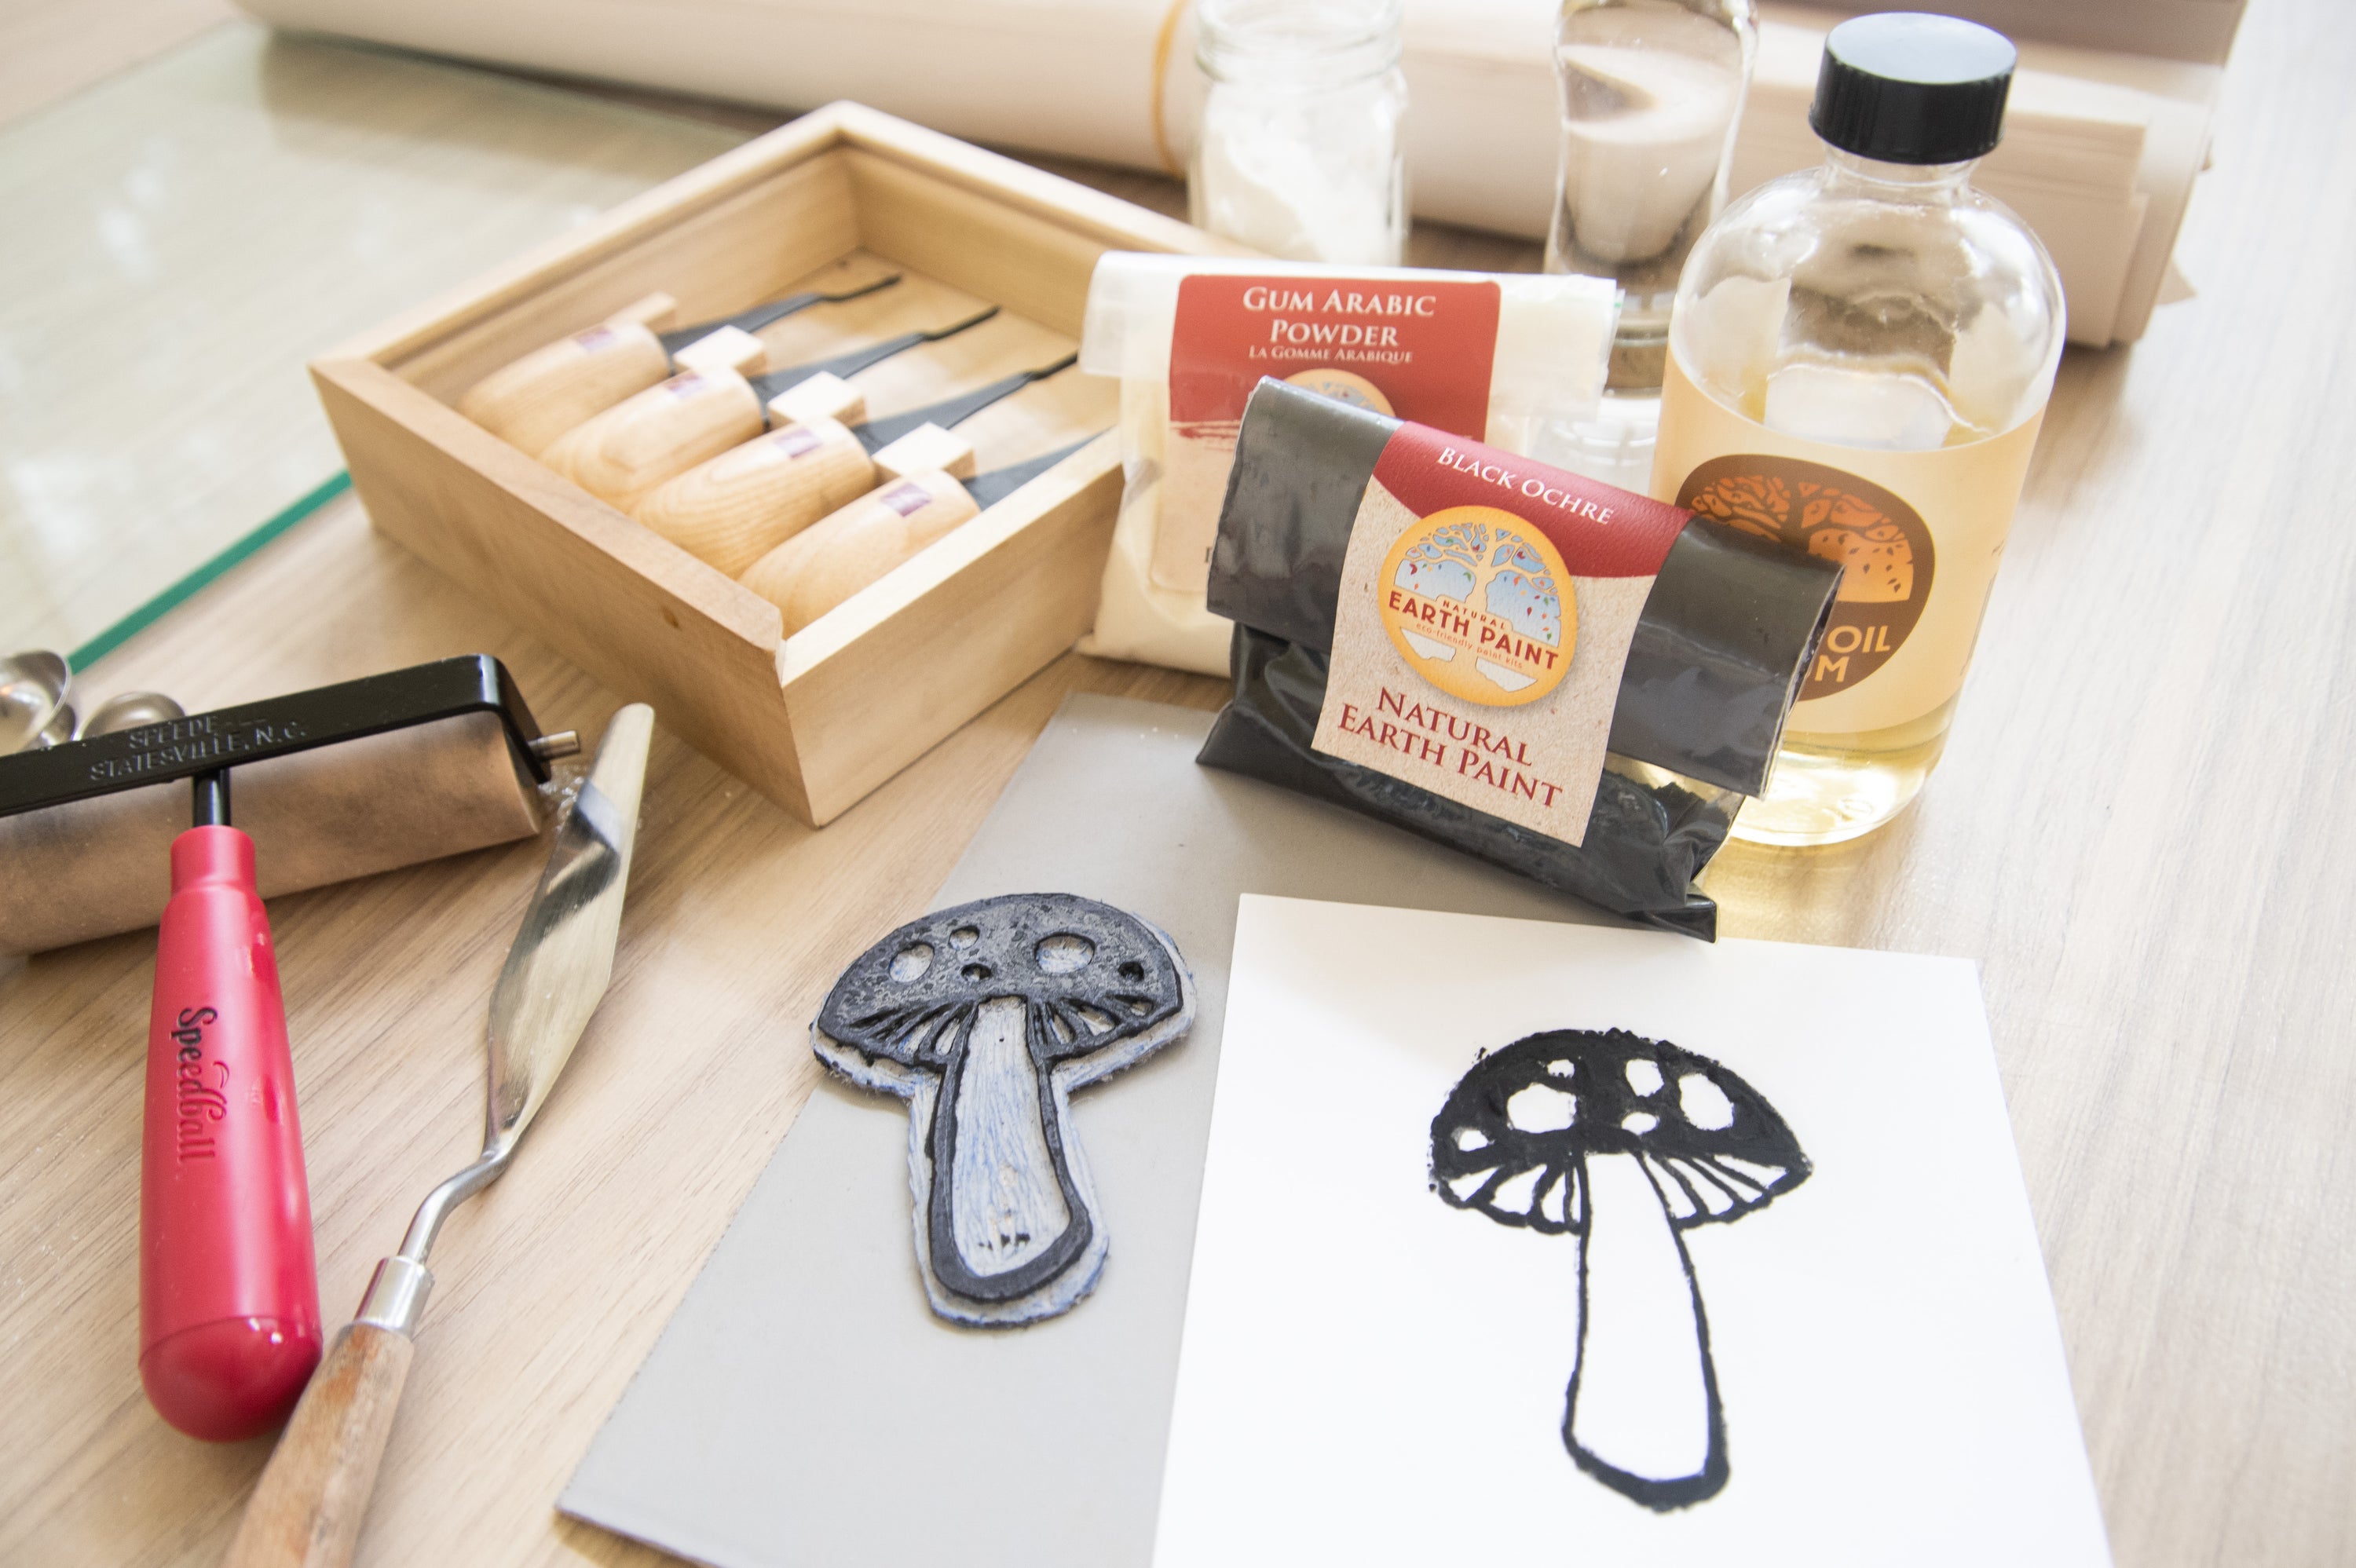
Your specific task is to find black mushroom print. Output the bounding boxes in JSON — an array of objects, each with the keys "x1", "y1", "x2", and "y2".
[
  {"x1": 1429, "y1": 1029, "x2": 1809, "y2": 1510},
  {"x1": 814, "y1": 894, "x2": 1195, "y2": 1326}
]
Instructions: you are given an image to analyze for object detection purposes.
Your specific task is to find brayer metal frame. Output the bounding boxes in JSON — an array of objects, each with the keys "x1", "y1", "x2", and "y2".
[{"x1": 0, "y1": 655, "x2": 576, "y2": 821}]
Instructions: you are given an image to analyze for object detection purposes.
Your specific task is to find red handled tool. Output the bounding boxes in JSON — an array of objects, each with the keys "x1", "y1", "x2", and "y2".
[
  {"x1": 141, "y1": 768, "x2": 320, "y2": 1441},
  {"x1": 0, "y1": 656, "x2": 576, "y2": 1442}
]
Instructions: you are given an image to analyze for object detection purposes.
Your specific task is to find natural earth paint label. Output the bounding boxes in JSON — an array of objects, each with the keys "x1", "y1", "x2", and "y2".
[
  {"x1": 1315, "y1": 422, "x2": 1688, "y2": 844},
  {"x1": 1158, "y1": 275, "x2": 1502, "y2": 595},
  {"x1": 1654, "y1": 354, "x2": 2045, "y2": 735},
  {"x1": 1379, "y1": 509, "x2": 1577, "y2": 707}
]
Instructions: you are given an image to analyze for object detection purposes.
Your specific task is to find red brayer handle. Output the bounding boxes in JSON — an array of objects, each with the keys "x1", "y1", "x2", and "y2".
[{"x1": 140, "y1": 825, "x2": 321, "y2": 1442}]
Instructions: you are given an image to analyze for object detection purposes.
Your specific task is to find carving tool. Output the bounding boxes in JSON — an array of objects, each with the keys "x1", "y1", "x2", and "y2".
[
  {"x1": 743, "y1": 432, "x2": 1101, "y2": 635},
  {"x1": 456, "y1": 274, "x2": 903, "y2": 457},
  {"x1": 540, "y1": 305, "x2": 1001, "y2": 514},
  {"x1": 0, "y1": 657, "x2": 576, "y2": 1441},
  {"x1": 221, "y1": 704, "x2": 652, "y2": 1568},
  {"x1": 637, "y1": 353, "x2": 1082, "y2": 577}
]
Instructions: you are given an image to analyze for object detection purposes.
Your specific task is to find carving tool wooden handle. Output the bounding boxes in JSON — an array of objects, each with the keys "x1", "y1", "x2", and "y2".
[
  {"x1": 741, "y1": 470, "x2": 983, "y2": 635},
  {"x1": 540, "y1": 365, "x2": 766, "y2": 514},
  {"x1": 455, "y1": 293, "x2": 678, "y2": 457},
  {"x1": 635, "y1": 418, "x2": 881, "y2": 576},
  {"x1": 221, "y1": 1321, "x2": 415, "y2": 1568}
]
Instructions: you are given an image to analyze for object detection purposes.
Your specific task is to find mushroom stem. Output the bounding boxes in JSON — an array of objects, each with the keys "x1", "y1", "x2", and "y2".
[
  {"x1": 1565, "y1": 1150, "x2": 1726, "y2": 1509},
  {"x1": 926, "y1": 997, "x2": 1092, "y2": 1303}
]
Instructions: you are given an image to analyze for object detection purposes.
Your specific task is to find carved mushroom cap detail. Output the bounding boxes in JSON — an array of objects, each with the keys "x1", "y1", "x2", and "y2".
[
  {"x1": 1430, "y1": 1028, "x2": 1809, "y2": 1235},
  {"x1": 816, "y1": 893, "x2": 1191, "y2": 1083}
]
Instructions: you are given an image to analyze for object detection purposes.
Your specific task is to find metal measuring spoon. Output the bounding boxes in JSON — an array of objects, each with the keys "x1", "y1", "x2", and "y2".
[
  {"x1": 79, "y1": 690, "x2": 185, "y2": 738},
  {"x1": 0, "y1": 651, "x2": 71, "y2": 754}
]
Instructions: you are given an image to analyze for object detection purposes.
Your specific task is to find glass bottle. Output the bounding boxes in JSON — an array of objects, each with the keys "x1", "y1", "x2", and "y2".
[
  {"x1": 1542, "y1": 0, "x2": 1755, "y2": 491},
  {"x1": 1651, "y1": 12, "x2": 2063, "y2": 846},
  {"x1": 1190, "y1": 0, "x2": 1409, "y2": 266}
]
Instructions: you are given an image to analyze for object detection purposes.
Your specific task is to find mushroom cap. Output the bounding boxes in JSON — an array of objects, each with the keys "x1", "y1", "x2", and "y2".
[
  {"x1": 815, "y1": 892, "x2": 1189, "y2": 1075},
  {"x1": 1430, "y1": 1028, "x2": 1808, "y2": 1234}
]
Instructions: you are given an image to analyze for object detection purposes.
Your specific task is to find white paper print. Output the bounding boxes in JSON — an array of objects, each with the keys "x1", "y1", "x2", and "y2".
[{"x1": 1153, "y1": 897, "x2": 2111, "y2": 1567}]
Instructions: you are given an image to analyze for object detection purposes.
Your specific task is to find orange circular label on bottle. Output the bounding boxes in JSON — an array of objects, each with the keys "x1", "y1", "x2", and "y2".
[
  {"x1": 1676, "y1": 455, "x2": 1937, "y2": 700},
  {"x1": 1377, "y1": 505, "x2": 1575, "y2": 708}
]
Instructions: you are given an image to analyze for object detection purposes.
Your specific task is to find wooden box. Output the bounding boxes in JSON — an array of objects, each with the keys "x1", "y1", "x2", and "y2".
[{"x1": 310, "y1": 101, "x2": 1241, "y2": 824}]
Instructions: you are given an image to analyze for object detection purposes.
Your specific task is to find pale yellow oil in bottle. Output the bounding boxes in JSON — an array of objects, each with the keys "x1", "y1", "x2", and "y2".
[{"x1": 1652, "y1": 146, "x2": 2062, "y2": 846}]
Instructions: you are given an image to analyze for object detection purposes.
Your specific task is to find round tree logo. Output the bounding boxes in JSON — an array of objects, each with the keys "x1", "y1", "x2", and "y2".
[
  {"x1": 1676, "y1": 455, "x2": 1935, "y2": 699},
  {"x1": 1378, "y1": 505, "x2": 1575, "y2": 707},
  {"x1": 1286, "y1": 367, "x2": 1394, "y2": 415}
]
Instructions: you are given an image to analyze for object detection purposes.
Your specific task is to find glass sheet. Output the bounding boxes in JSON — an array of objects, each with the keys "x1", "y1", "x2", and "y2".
[{"x1": 0, "y1": 21, "x2": 748, "y2": 663}]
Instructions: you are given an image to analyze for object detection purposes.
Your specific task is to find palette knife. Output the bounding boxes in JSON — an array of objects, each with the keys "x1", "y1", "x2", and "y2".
[{"x1": 221, "y1": 703, "x2": 655, "y2": 1568}]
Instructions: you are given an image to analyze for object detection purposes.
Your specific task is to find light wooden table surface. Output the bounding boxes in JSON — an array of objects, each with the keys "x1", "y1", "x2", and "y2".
[{"x1": 5, "y1": 0, "x2": 2354, "y2": 1563}]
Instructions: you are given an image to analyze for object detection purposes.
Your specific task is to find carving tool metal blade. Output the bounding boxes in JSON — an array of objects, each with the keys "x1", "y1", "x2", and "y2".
[
  {"x1": 961, "y1": 430, "x2": 1106, "y2": 509},
  {"x1": 748, "y1": 305, "x2": 1001, "y2": 404},
  {"x1": 656, "y1": 273, "x2": 902, "y2": 357},
  {"x1": 850, "y1": 352, "x2": 1082, "y2": 455}
]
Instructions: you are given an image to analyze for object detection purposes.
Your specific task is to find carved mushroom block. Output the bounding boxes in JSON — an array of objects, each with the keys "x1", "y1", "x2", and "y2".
[
  {"x1": 1431, "y1": 1028, "x2": 1809, "y2": 1510},
  {"x1": 814, "y1": 894, "x2": 1195, "y2": 1326}
]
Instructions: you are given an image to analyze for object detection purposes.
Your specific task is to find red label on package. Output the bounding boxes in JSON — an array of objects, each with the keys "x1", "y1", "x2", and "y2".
[
  {"x1": 1315, "y1": 422, "x2": 1691, "y2": 844},
  {"x1": 1155, "y1": 275, "x2": 1503, "y2": 594},
  {"x1": 1371, "y1": 422, "x2": 1688, "y2": 579}
]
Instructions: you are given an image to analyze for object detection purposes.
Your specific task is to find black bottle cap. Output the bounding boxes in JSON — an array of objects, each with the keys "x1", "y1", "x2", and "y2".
[{"x1": 1809, "y1": 13, "x2": 2017, "y2": 165}]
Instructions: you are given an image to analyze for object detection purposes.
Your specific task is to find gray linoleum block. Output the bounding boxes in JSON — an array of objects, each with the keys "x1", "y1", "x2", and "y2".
[{"x1": 561, "y1": 693, "x2": 1605, "y2": 1568}]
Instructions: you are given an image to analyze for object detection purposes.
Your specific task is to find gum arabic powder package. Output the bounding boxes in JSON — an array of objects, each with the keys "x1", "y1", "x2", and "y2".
[
  {"x1": 1077, "y1": 254, "x2": 1617, "y2": 674},
  {"x1": 1197, "y1": 378, "x2": 1841, "y2": 938}
]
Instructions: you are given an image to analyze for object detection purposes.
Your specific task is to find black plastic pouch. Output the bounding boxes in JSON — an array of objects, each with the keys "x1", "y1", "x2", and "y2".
[{"x1": 1196, "y1": 378, "x2": 1841, "y2": 939}]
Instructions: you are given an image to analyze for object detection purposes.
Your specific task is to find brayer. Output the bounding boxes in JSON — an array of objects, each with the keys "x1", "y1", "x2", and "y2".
[
  {"x1": 0, "y1": 655, "x2": 576, "y2": 1441},
  {"x1": 455, "y1": 273, "x2": 903, "y2": 458},
  {"x1": 635, "y1": 353, "x2": 1082, "y2": 576},
  {"x1": 540, "y1": 305, "x2": 1002, "y2": 514}
]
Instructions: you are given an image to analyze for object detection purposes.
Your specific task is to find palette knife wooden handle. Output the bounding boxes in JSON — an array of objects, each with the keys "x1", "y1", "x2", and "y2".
[{"x1": 219, "y1": 1318, "x2": 415, "y2": 1568}]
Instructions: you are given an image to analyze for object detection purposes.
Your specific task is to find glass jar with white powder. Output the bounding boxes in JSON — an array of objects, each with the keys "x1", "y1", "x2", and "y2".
[
  {"x1": 1541, "y1": 0, "x2": 1754, "y2": 490},
  {"x1": 1190, "y1": 0, "x2": 1408, "y2": 266}
]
